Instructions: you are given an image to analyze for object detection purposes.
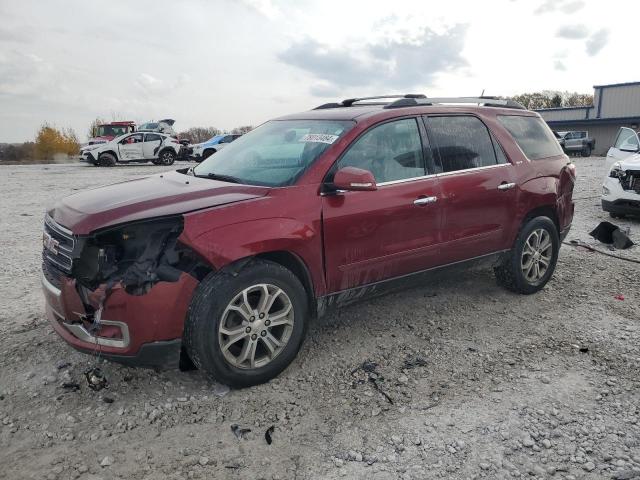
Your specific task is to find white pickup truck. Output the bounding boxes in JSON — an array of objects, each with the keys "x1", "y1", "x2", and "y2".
[{"x1": 557, "y1": 131, "x2": 595, "y2": 157}]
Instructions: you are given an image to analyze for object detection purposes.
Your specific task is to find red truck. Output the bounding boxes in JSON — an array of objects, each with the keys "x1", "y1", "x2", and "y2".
[
  {"x1": 43, "y1": 95, "x2": 575, "y2": 387},
  {"x1": 88, "y1": 121, "x2": 136, "y2": 145}
]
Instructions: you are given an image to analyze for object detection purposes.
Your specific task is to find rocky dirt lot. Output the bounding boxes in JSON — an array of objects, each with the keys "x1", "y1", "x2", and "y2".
[{"x1": 0, "y1": 157, "x2": 639, "y2": 480}]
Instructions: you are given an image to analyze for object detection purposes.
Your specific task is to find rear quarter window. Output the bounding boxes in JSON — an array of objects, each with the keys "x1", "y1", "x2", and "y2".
[{"x1": 497, "y1": 115, "x2": 563, "y2": 160}]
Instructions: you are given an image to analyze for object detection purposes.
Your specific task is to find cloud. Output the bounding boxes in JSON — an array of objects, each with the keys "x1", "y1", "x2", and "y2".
[
  {"x1": 556, "y1": 24, "x2": 589, "y2": 39},
  {"x1": 279, "y1": 25, "x2": 468, "y2": 96},
  {"x1": 238, "y1": 0, "x2": 280, "y2": 19},
  {"x1": 554, "y1": 60, "x2": 567, "y2": 71},
  {"x1": 535, "y1": 0, "x2": 585, "y2": 14},
  {"x1": 134, "y1": 73, "x2": 191, "y2": 97},
  {"x1": 585, "y1": 29, "x2": 609, "y2": 56}
]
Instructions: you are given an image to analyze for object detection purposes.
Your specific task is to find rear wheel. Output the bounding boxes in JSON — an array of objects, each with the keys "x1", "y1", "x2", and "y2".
[
  {"x1": 97, "y1": 152, "x2": 116, "y2": 167},
  {"x1": 581, "y1": 145, "x2": 592, "y2": 157},
  {"x1": 158, "y1": 150, "x2": 176, "y2": 166},
  {"x1": 184, "y1": 259, "x2": 308, "y2": 387},
  {"x1": 495, "y1": 216, "x2": 559, "y2": 294}
]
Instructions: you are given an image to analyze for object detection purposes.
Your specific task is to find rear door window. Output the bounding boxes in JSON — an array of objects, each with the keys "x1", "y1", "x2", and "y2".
[
  {"x1": 498, "y1": 115, "x2": 564, "y2": 160},
  {"x1": 425, "y1": 115, "x2": 499, "y2": 172}
]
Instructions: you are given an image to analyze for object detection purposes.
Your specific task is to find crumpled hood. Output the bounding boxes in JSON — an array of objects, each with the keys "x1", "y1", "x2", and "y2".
[
  {"x1": 49, "y1": 170, "x2": 269, "y2": 234},
  {"x1": 618, "y1": 153, "x2": 640, "y2": 170}
]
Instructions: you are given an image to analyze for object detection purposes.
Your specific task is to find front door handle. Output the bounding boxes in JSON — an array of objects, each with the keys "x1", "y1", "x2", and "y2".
[
  {"x1": 497, "y1": 182, "x2": 516, "y2": 191},
  {"x1": 414, "y1": 196, "x2": 438, "y2": 206}
]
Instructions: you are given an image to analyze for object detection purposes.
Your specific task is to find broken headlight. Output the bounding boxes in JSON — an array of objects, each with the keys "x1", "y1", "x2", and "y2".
[
  {"x1": 609, "y1": 162, "x2": 624, "y2": 179},
  {"x1": 72, "y1": 216, "x2": 185, "y2": 294}
]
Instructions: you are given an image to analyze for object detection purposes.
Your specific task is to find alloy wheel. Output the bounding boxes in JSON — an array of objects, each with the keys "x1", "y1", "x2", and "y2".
[
  {"x1": 521, "y1": 228, "x2": 552, "y2": 283},
  {"x1": 218, "y1": 284, "x2": 294, "y2": 369}
]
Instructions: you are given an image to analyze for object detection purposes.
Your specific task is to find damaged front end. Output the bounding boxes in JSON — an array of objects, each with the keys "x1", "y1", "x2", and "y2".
[{"x1": 42, "y1": 214, "x2": 204, "y2": 366}]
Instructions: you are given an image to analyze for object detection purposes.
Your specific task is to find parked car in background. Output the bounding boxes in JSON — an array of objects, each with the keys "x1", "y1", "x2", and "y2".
[
  {"x1": 556, "y1": 131, "x2": 595, "y2": 157},
  {"x1": 602, "y1": 127, "x2": 640, "y2": 218},
  {"x1": 88, "y1": 121, "x2": 136, "y2": 145},
  {"x1": 44, "y1": 94, "x2": 575, "y2": 387},
  {"x1": 79, "y1": 131, "x2": 181, "y2": 166},
  {"x1": 607, "y1": 127, "x2": 640, "y2": 162},
  {"x1": 191, "y1": 134, "x2": 241, "y2": 162},
  {"x1": 138, "y1": 119, "x2": 177, "y2": 137}
]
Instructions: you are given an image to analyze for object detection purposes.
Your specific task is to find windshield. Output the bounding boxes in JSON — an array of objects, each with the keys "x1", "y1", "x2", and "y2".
[
  {"x1": 193, "y1": 119, "x2": 354, "y2": 186},
  {"x1": 96, "y1": 125, "x2": 131, "y2": 137}
]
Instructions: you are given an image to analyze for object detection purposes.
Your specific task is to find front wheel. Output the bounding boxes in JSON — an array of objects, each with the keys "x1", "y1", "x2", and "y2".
[
  {"x1": 184, "y1": 259, "x2": 308, "y2": 387},
  {"x1": 495, "y1": 216, "x2": 559, "y2": 294}
]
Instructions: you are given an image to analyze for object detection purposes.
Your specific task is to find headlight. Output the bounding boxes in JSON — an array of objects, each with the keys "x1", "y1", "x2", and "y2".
[
  {"x1": 82, "y1": 145, "x2": 101, "y2": 152},
  {"x1": 609, "y1": 162, "x2": 624, "y2": 178}
]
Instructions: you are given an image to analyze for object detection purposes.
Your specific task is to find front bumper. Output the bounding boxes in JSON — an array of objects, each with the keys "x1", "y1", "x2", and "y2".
[
  {"x1": 42, "y1": 271, "x2": 198, "y2": 367},
  {"x1": 79, "y1": 151, "x2": 97, "y2": 164},
  {"x1": 602, "y1": 177, "x2": 640, "y2": 216}
]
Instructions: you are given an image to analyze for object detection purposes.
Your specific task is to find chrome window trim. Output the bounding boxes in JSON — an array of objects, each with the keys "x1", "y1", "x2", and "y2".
[
  {"x1": 377, "y1": 174, "x2": 436, "y2": 186},
  {"x1": 436, "y1": 163, "x2": 511, "y2": 178}
]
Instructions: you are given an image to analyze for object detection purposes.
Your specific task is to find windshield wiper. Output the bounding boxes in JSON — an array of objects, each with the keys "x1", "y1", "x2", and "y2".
[{"x1": 196, "y1": 172, "x2": 242, "y2": 184}]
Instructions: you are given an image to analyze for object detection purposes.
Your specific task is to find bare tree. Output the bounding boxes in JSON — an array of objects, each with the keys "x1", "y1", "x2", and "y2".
[
  {"x1": 230, "y1": 125, "x2": 253, "y2": 135},
  {"x1": 178, "y1": 127, "x2": 222, "y2": 143}
]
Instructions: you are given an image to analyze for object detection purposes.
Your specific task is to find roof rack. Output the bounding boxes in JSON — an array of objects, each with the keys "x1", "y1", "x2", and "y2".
[
  {"x1": 313, "y1": 94, "x2": 426, "y2": 110},
  {"x1": 312, "y1": 94, "x2": 526, "y2": 111},
  {"x1": 384, "y1": 96, "x2": 526, "y2": 110}
]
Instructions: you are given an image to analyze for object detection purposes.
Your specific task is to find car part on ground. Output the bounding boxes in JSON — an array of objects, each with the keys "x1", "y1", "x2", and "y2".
[
  {"x1": 44, "y1": 93, "x2": 575, "y2": 387},
  {"x1": 589, "y1": 221, "x2": 634, "y2": 249}
]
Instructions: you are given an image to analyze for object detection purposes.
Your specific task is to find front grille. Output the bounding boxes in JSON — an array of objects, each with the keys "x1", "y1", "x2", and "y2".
[
  {"x1": 622, "y1": 170, "x2": 640, "y2": 194},
  {"x1": 42, "y1": 256, "x2": 66, "y2": 289},
  {"x1": 43, "y1": 215, "x2": 75, "y2": 273}
]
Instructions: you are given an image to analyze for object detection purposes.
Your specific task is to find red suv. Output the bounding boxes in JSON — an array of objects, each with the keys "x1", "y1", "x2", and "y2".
[{"x1": 42, "y1": 95, "x2": 575, "y2": 387}]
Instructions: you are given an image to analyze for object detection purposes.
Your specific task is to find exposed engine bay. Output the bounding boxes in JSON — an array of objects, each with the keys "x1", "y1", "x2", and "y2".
[{"x1": 70, "y1": 216, "x2": 205, "y2": 300}]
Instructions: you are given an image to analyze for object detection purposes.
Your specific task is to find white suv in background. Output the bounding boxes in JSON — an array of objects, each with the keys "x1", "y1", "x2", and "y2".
[
  {"x1": 602, "y1": 127, "x2": 640, "y2": 218},
  {"x1": 80, "y1": 132, "x2": 182, "y2": 167}
]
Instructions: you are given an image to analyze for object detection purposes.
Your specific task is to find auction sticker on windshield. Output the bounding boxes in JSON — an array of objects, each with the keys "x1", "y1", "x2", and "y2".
[{"x1": 299, "y1": 134, "x2": 339, "y2": 144}]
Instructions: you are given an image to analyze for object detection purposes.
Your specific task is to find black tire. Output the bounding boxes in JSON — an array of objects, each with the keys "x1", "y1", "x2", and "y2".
[
  {"x1": 184, "y1": 259, "x2": 309, "y2": 387},
  {"x1": 202, "y1": 149, "x2": 216, "y2": 160},
  {"x1": 494, "y1": 216, "x2": 560, "y2": 294},
  {"x1": 158, "y1": 149, "x2": 176, "y2": 166},
  {"x1": 97, "y1": 152, "x2": 116, "y2": 167},
  {"x1": 581, "y1": 145, "x2": 592, "y2": 157}
]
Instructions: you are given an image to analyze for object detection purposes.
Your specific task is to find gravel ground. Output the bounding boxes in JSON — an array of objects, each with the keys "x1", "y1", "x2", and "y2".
[{"x1": 0, "y1": 157, "x2": 639, "y2": 480}]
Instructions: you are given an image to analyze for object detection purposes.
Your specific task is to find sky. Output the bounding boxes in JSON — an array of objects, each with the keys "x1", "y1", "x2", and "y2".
[{"x1": 0, "y1": 0, "x2": 638, "y2": 142}]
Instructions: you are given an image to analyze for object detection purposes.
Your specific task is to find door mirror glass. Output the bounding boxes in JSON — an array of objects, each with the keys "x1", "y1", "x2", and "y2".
[{"x1": 333, "y1": 167, "x2": 377, "y2": 191}]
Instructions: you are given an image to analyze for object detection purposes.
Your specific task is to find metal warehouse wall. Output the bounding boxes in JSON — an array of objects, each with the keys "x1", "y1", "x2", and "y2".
[
  {"x1": 539, "y1": 107, "x2": 591, "y2": 121},
  {"x1": 598, "y1": 84, "x2": 640, "y2": 118}
]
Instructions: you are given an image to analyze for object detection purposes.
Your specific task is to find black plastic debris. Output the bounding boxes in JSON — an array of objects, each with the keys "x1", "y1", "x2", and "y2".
[
  {"x1": 352, "y1": 360, "x2": 394, "y2": 405},
  {"x1": 579, "y1": 346, "x2": 589, "y2": 353},
  {"x1": 265, "y1": 425, "x2": 275, "y2": 445},
  {"x1": 403, "y1": 356, "x2": 428, "y2": 369},
  {"x1": 231, "y1": 424, "x2": 251, "y2": 440},
  {"x1": 85, "y1": 367, "x2": 107, "y2": 391},
  {"x1": 589, "y1": 222, "x2": 634, "y2": 249},
  {"x1": 102, "y1": 396, "x2": 115, "y2": 404},
  {"x1": 56, "y1": 361, "x2": 71, "y2": 370},
  {"x1": 61, "y1": 382, "x2": 80, "y2": 392}
]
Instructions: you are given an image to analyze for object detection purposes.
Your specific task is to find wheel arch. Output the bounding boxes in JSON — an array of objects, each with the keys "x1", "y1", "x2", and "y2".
[
  {"x1": 521, "y1": 205, "x2": 560, "y2": 233},
  {"x1": 221, "y1": 251, "x2": 317, "y2": 318},
  {"x1": 98, "y1": 149, "x2": 118, "y2": 159}
]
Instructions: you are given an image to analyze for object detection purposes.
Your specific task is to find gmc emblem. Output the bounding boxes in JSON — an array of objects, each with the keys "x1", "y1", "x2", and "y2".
[{"x1": 43, "y1": 232, "x2": 60, "y2": 255}]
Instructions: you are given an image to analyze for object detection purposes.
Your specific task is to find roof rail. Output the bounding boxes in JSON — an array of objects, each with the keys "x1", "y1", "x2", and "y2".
[
  {"x1": 313, "y1": 94, "x2": 426, "y2": 110},
  {"x1": 384, "y1": 96, "x2": 526, "y2": 110}
]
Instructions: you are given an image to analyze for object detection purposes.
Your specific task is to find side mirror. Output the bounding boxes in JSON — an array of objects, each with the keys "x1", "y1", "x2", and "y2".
[{"x1": 333, "y1": 167, "x2": 377, "y2": 191}]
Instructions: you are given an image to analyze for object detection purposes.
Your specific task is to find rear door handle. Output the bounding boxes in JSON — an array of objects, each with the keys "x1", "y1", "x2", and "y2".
[
  {"x1": 414, "y1": 196, "x2": 438, "y2": 206},
  {"x1": 497, "y1": 182, "x2": 516, "y2": 191}
]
